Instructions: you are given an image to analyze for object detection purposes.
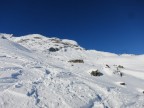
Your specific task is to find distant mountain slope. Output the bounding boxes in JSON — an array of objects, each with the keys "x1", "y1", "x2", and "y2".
[{"x1": 0, "y1": 33, "x2": 144, "y2": 108}]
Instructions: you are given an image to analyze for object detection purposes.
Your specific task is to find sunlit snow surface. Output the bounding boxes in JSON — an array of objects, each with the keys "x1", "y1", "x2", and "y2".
[{"x1": 0, "y1": 34, "x2": 144, "y2": 108}]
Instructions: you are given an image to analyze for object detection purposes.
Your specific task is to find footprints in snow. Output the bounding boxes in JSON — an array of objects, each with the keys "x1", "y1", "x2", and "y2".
[
  {"x1": 11, "y1": 70, "x2": 23, "y2": 79},
  {"x1": 0, "y1": 69, "x2": 23, "y2": 91},
  {"x1": 25, "y1": 68, "x2": 51, "y2": 106},
  {"x1": 45, "y1": 69, "x2": 50, "y2": 75},
  {"x1": 0, "y1": 70, "x2": 23, "y2": 83},
  {"x1": 56, "y1": 72, "x2": 75, "y2": 78},
  {"x1": 15, "y1": 83, "x2": 23, "y2": 88},
  {"x1": 27, "y1": 85, "x2": 40, "y2": 105}
]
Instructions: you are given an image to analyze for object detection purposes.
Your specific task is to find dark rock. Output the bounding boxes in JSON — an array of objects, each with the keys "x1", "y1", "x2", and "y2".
[
  {"x1": 90, "y1": 70, "x2": 103, "y2": 76},
  {"x1": 33, "y1": 37, "x2": 42, "y2": 39},
  {"x1": 1, "y1": 36, "x2": 7, "y2": 39},
  {"x1": 118, "y1": 65, "x2": 124, "y2": 69},
  {"x1": 68, "y1": 59, "x2": 84, "y2": 63},
  {"x1": 106, "y1": 64, "x2": 110, "y2": 68},
  {"x1": 49, "y1": 47, "x2": 59, "y2": 52},
  {"x1": 120, "y1": 72, "x2": 123, "y2": 77},
  {"x1": 120, "y1": 82, "x2": 126, "y2": 85}
]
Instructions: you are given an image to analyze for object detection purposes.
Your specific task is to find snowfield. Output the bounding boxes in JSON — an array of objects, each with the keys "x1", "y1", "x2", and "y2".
[{"x1": 0, "y1": 33, "x2": 144, "y2": 108}]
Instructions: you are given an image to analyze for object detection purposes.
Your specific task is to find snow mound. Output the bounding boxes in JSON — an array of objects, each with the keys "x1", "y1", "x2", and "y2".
[{"x1": 62, "y1": 39, "x2": 78, "y2": 46}]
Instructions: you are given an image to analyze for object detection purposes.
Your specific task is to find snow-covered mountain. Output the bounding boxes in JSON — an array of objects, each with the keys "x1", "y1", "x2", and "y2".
[{"x1": 0, "y1": 33, "x2": 144, "y2": 108}]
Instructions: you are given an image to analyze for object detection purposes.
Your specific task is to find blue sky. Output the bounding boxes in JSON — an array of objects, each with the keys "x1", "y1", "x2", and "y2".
[{"x1": 0, "y1": 0, "x2": 144, "y2": 54}]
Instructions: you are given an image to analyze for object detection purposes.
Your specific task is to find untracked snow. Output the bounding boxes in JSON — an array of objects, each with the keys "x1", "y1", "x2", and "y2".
[{"x1": 0, "y1": 33, "x2": 144, "y2": 108}]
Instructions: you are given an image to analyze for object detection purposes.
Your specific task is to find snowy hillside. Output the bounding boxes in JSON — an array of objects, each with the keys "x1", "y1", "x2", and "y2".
[{"x1": 0, "y1": 33, "x2": 144, "y2": 108}]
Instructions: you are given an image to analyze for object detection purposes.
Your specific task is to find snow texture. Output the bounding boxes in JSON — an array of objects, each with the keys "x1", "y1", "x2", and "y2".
[{"x1": 0, "y1": 33, "x2": 144, "y2": 108}]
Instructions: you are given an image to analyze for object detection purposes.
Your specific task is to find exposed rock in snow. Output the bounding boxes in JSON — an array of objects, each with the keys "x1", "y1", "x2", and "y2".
[
  {"x1": 0, "y1": 33, "x2": 13, "y2": 39},
  {"x1": 0, "y1": 33, "x2": 144, "y2": 108}
]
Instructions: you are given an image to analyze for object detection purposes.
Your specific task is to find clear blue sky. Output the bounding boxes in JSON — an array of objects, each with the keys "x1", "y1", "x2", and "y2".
[{"x1": 0, "y1": 0, "x2": 144, "y2": 54}]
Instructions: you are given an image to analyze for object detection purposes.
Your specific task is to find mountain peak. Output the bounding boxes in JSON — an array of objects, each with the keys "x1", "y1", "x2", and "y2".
[{"x1": 11, "y1": 34, "x2": 82, "y2": 52}]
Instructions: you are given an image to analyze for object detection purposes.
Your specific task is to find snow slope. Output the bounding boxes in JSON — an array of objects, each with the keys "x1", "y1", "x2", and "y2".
[{"x1": 0, "y1": 33, "x2": 144, "y2": 108}]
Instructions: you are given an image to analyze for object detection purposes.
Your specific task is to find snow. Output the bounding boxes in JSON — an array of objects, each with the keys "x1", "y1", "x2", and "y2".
[
  {"x1": 61, "y1": 39, "x2": 78, "y2": 46},
  {"x1": 0, "y1": 33, "x2": 144, "y2": 108}
]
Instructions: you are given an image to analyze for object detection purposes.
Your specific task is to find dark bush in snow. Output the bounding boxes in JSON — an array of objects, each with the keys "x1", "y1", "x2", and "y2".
[
  {"x1": 18, "y1": 39, "x2": 30, "y2": 43},
  {"x1": 68, "y1": 59, "x2": 84, "y2": 63},
  {"x1": 118, "y1": 65, "x2": 124, "y2": 69},
  {"x1": 49, "y1": 47, "x2": 59, "y2": 52},
  {"x1": 33, "y1": 37, "x2": 42, "y2": 39},
  {"x1": 120, "y1": 72, "x2": 123, "y2": 77},
  {"x1": 1, "y1": 36, "x2": 7, "y2": 39},
  {"x1": 90, "y1": 70, "x2": 103, "y2": 76},
  {"x1": 106, "y1": 64, "x2": 110, "y2": 68},
  {"x1": 120, "y1": 82, "x2": 126, "y2": 85}
]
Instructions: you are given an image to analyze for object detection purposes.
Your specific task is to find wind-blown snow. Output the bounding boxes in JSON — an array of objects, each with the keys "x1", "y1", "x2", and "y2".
[{"x1": 0, "y1": 33, "x2": 144, "y2": 108}]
